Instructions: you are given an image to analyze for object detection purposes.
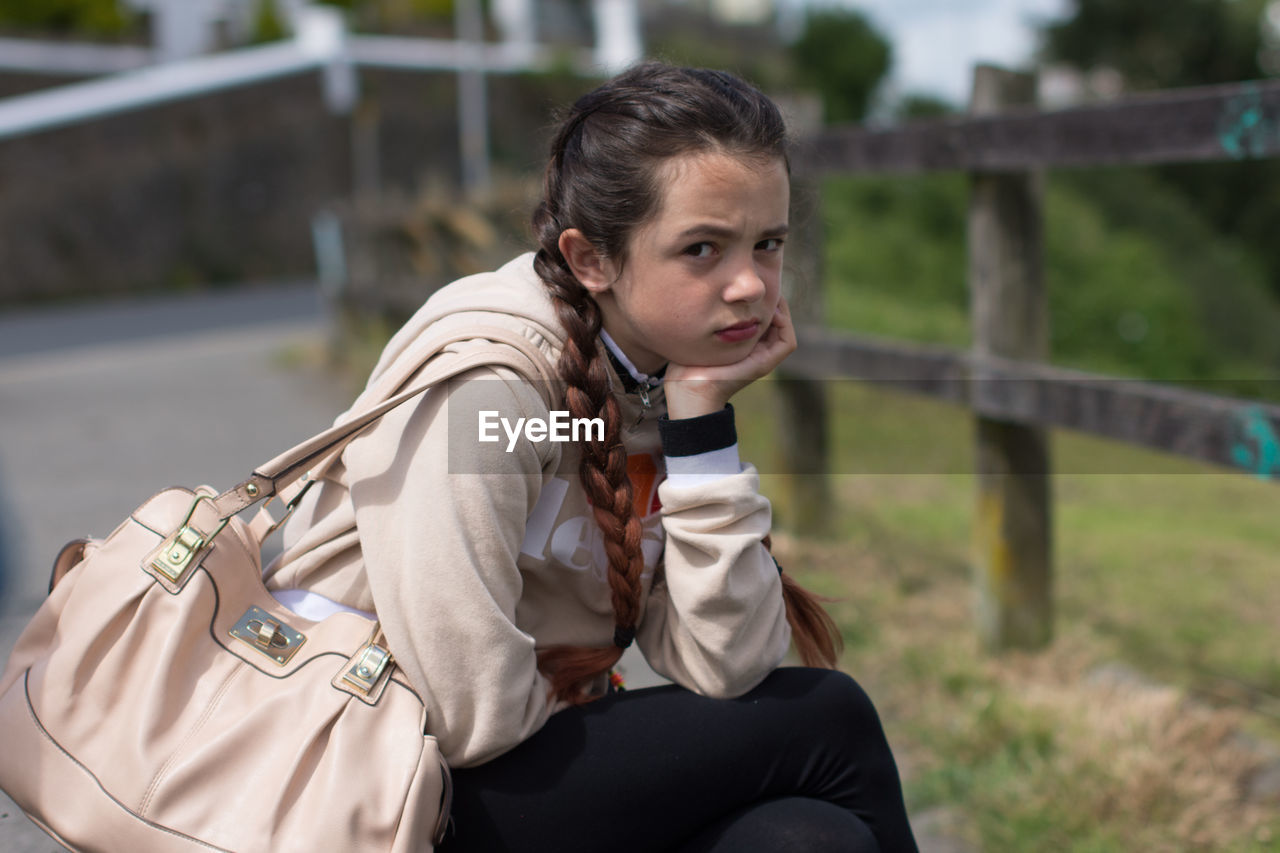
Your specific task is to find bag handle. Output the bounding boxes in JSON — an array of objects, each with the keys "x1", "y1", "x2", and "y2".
[{"x1": 212, "y1": 325, "x2": 557, "y2": 519}]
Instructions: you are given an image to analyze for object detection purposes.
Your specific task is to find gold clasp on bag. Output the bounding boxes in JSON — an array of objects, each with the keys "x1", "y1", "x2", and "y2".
[
  {"x1": 230, "y1": 606, "x2": 306, "y2": 665},
  {"x1": 157, "y1": 526, "x2": 204, "y2": 579},
  {"x1": 143, "y1": 494, "x2": 229, "y2": 588}
]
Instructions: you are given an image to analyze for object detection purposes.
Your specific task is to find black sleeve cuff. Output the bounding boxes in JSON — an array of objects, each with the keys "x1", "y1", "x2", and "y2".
[{"x1": 657, "y1": 404, "x2": 737, "y2": 457}]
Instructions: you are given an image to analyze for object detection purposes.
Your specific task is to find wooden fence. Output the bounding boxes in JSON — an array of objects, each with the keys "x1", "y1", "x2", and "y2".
[{"x1": 781, "y1": 66, "x2": 1280, "y2": 651}]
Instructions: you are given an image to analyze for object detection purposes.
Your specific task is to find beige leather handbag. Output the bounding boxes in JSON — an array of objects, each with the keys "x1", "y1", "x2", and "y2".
[{"x1": 0, "y1": 326, "x2": 555, "y2": 853}]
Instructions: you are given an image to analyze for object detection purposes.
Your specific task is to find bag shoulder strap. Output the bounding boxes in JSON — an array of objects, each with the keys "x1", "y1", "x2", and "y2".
[{"x1": 212, "y1": 325, "x2": 557, "y2": 519}]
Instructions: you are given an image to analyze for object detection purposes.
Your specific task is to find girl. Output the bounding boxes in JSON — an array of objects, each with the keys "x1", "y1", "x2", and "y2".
[{"x1": 267, "y1": 62, "x2": 918, "y2": 852}]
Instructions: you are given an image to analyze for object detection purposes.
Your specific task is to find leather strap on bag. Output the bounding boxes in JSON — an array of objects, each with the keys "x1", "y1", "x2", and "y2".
[{"x1": 212, "y1": 325, "x2": 557, "y2": 519}]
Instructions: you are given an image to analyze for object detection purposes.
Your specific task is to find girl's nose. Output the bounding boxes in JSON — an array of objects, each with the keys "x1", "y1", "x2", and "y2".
[{"x1": 725, "y1": 262, "x2": 767, "y2": 303}]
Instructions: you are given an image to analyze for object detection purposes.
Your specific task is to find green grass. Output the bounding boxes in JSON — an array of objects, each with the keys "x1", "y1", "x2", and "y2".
[
  {"x1": 741, "y1": 377, "x2": 1280, "y2": 697},
  {"x1": 735, "y1": 378, "x2": 1280, "y2": 851}
]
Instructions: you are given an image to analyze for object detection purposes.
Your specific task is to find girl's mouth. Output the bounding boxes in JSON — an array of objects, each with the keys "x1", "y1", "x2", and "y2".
[{"x1": 714, "y1": 319, "x2": 760, "y2": 343}]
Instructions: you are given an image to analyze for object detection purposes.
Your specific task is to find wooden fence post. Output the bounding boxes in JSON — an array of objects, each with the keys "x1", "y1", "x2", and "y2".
[
  {"x1": 968, "y1": 65, "x2": 1053, "y2": 650},
  {"x1": 777, "y1": 175, "x2": 832, "y2": 535},
  {"x1": 778, "y1": 94, "x2": 831, "y2": 536},
  {"x1": 350, "y1": 97, "x2": 381, "y2": 203}
]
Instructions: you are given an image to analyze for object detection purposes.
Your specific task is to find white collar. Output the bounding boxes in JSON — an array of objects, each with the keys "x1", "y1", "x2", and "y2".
[{"x1": 600, "y1": 329, "x2": 664, "y2": 389}]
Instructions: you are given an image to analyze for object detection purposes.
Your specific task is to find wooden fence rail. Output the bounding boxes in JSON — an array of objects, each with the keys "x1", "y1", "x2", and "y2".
[
  {"x1": 787, "y1": 327, "x2": 1280, "y2": 478},
  {"x1": 784, "y1": 67, "x2": 1280, "y2": 651},
  {"x1": 796, "y1": 77, "x2": 1280, "y2": 174}
]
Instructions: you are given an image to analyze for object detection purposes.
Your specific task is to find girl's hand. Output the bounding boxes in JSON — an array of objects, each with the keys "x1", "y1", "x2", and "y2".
[{"x1": 664, "y1": 296, "x2": 797, "y2": 420}]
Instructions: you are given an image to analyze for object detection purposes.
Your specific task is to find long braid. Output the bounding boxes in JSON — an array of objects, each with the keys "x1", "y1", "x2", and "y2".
[{"x1": 532, "y1": 222, "x2": 647, "y2": 703}]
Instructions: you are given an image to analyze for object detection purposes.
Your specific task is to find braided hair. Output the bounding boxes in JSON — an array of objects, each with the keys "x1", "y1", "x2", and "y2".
[{"x1": 532, "y1": 62, "x2": 840, "y2": 704}]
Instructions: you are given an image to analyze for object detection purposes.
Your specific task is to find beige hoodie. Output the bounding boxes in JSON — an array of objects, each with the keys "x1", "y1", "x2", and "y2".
[{"x1": 264, "y1": 254, "x2": 790, "y2": 768}]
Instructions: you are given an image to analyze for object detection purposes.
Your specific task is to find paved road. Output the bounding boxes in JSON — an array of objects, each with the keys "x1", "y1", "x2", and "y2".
[
  {"x1": 0, "y1": 283, "x2": 666, "y2": 850},
  {"x1": 0, "y1": 284, "x2": 344, "y2": 620}
]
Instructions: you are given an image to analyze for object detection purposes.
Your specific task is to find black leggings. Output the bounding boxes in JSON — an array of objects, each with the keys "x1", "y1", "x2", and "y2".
[{"x1": 438, "y1": 668, "x2": 919, "y2": 853}]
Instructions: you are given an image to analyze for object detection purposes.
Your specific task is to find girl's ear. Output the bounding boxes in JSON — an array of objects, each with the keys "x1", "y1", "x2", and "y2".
[{"x1": 558, "y1": 229, "x2": 613, "y2": 294}]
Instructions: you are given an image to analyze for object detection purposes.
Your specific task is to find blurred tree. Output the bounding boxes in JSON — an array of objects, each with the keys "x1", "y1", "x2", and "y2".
[
  {"x1": 0, "y1": 0, "x2": 139, "y2": 37},
  {"x1": 896, "y1": 93, "x2": 956, "y2": 120},
  {"x1": 1042, "y1": 0, "x2": 1266, "y2": 89},
  {"x1": 1042, "y1": 0, "x2": 1280, "y2": 301},
  {"x1": 789, "y1": 7, "x2": 891, "y2": 123},
  {"x1": 251, "y1": 0, "x2": 289, "y2": 43},
  {"x1": 324, "y1": 0, "x2": 455, "y2": 34}
]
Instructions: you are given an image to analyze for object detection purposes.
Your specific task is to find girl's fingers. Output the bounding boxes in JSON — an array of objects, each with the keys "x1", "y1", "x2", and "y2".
[
  {"x1": 752, "y1": 296, "x2": 796, "y2": 367},
  {"x1": 773, "y1": 295, "x2": 796, "y2": 343}
]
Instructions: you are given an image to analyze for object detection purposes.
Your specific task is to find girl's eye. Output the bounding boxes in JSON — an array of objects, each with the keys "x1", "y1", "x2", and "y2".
[
  {"x1": 683, "y1": 242, "x2": 715, "y2": 259},
  {"x1": 756, "y1": 237, "x2": 784, "y2": 252}
]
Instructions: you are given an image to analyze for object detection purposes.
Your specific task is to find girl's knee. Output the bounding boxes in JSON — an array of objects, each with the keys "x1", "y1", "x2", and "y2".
[
  {"x1": 773, "y1": 667, "x2": 885, "y2": 733},
  {"x1": 777, "y1": 668, "x2": 899, "y2": 776}
]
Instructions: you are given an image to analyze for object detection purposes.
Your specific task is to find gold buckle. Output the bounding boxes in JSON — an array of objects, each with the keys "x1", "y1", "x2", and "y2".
[
  {"x1": 143, "y1": 494, "x2": 229, "y2": 585},
  {"x1": 230, "y1": 606, "x2": 306, "y2": 665},
  {"x1": 152, "y1": 526, "x2": 205, "y2": 581}
]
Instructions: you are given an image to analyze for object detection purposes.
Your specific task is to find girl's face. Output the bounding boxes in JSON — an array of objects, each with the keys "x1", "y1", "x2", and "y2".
[{"x1": 582, "y1": 151, "x2": 790, "y2": 375}]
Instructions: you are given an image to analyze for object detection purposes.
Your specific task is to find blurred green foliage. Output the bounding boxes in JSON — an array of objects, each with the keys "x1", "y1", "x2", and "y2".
[
  {"x1": 251, "y1": 0, "x2": 289, "y2": 43},
  {"x1": 0, "y1": 0, "x2": 454, "y2": 40},
  {"x1": 0, "y1": 0, "x2": 139, "y2": 37},
  {"x1": 822, "y1": 169, "x2": 1280, "y2": 396},
  {"x1": 788, "y1": 7, "x2": 891, "y2": 123},
  {"x1": 1043, "y1": 0, "x2": 1268, "y2": 90},
  {"x1": 320, "y1": 0, "x2": 454, "y2": 32},
  {"x1": 895, "y1": 94, "x2": 956, "y2": 120},
  {"x1": 1043, "y1": 0, "x2": 1280, "y2": 301}
]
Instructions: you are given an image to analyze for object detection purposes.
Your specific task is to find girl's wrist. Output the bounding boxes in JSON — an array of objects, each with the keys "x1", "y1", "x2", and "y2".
[
  {"x1": 665, "y1": 396, "x2": 726, "y2": 420},
  {"x1": 663, "y1": 383, "x2": 731, "y2": 420}
]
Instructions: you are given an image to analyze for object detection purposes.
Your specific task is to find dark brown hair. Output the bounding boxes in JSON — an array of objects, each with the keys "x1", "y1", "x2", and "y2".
[{"x1": 532, "y1": 62, "x2": 841, "y2": 703}]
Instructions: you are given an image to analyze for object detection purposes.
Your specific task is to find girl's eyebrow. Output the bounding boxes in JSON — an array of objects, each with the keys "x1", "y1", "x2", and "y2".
[{"x1": 675, "y1": 223, "x2": 790, "y2": 241}]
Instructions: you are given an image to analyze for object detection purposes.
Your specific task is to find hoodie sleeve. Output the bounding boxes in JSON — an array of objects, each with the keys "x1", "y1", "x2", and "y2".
[
  {"x1": 636, "y1": 406, "x2": 792, "y2": 698},
  {"x1": 342, "y1": 357, "x2": 559, "y2": 768}
]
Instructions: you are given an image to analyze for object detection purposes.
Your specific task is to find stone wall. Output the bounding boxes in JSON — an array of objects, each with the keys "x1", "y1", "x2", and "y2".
[{"x1": 0, "y1": 67, "x2": 581, "y2": 304}]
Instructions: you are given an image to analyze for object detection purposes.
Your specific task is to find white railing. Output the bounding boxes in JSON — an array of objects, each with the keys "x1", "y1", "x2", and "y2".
[
  {"x1": 347, "y1": 34, "x2": 588, "y2": 74},
  {"x1": 0, "y1": 39, "x2": 340, "y2": 141},
  {"x1": 0, "y1": 6, "x2": 614, "y2": 193},
  {"x1": 0, "y1": 9, "x2": 358, "y2": 141},
  {"x1": 0, "y1": 18, "x2": 592, "y2": 142}
]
